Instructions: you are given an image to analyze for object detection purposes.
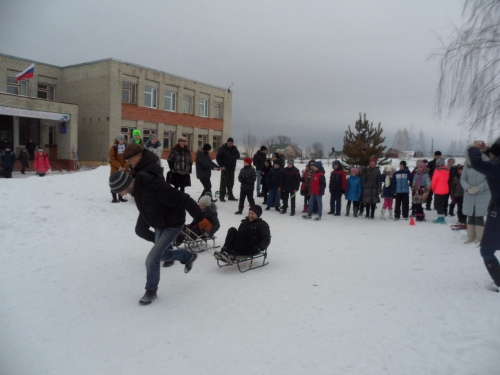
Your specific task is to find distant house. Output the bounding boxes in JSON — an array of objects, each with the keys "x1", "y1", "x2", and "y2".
[
  {"x1": 398, "y1": 150, "x2": 415, "y2": 159},
  {"x1": 269, "y1": 143, "x2": 302, "y2": 159},
  {"x1": 388, "y1": 148, "x2": 400, "y2": 158}
]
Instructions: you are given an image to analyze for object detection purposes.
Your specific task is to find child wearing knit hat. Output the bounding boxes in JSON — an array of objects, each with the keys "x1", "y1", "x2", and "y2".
[
  {"x1": 235, "y1": 157, "x2": 257, "y2": 215},
  {"x1": 345, "y1": 167, "x2": 362, "y2": 217}
]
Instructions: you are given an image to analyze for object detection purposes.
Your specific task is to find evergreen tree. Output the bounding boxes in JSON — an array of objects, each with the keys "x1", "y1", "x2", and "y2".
[{"x1": 342, "y1": 113, "x2": 391, "y2": 168}]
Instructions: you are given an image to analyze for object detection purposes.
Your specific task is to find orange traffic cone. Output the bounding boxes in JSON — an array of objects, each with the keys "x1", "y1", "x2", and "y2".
[{"x1": 409, "y1": 217, "x2": 415, "y2": 226}]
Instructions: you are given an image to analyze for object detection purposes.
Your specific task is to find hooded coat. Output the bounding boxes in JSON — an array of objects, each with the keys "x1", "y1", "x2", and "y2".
[
  {"x1": 461, "y1": 163, "x2": 491, "y2": 217},
  {"x1": 361, "y1": 166, "x2": 381, "y2": 204},
  {"x1": 109, "y1": 141, "x2": 130, "y2": 174},
  {"x1": 345, "y1": 175, "x2": 362, "y2": 201},
  {"x1": 34, "y1": 151, "x2": 50, "y2": 174}
]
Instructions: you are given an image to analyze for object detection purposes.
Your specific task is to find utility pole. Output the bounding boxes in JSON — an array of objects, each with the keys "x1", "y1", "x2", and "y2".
[{"x1": 431, "y1": 138, "x2": 434, "y2": 156}]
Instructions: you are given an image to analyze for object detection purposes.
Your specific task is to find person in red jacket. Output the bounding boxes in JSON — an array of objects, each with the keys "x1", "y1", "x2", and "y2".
[
  {"x1": 328, "y1": 160, "x2": 347, "y2": 215},
  {"x1": 34, "y1": 148, "x2": 51, "y2": 177},
  {"x1": 303, "y1": 161, "x2": 326, "y2": 221},
  {"x1": 431, "y1": 156, "x2": 450, "y2": 224}
]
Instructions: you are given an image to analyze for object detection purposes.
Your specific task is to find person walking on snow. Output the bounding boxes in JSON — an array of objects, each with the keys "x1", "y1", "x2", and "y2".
[{"x1": 235, "y1": 157, "x2": 256, "y2": 215}]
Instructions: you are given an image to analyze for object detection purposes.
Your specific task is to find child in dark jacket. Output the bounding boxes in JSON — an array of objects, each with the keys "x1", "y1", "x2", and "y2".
[
  {"x1": 1, "y1": 145, "x2": 16, "y2": 178},
  {"x1": 450, "y1": 165, "x2": 466, "y2": 226},
  {"x1": 328, "y1": 160, "x2": 347, "y2": 215},
  {"x1": 380, "y1": 166, "x2": 396, "y2": 220},
  {"x1": 260, "y1": 159, "x2": 271, "y2": 204},
  {"x1": 266, "y1": 162, "x2": 283, "y2": 211},
  {"x1": 303, "y1": 161, "x2": 326, "y2": 220},
  {"x1": 279, "y1": 159, "x2": 301, "y2": 216},
  {"x1": 345, "y1": 168, "x2": 363, "y2": 217},
  {"x1": 236, "y1": 157, "x2": 257, "y2": 214},
  {"x1": 18, "y1": 148, "x2": 30, "y2": 174}
]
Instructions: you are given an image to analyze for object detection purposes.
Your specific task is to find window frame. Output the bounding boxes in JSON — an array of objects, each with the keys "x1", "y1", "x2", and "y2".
[
  {"x1": 37, "y1": 83, "x2": 56, "y2": 101},
  {"x1": 198, "y1": 134, "x2": 208, "y2": 150},
  {"x1": 214, "y1": 102, "x2": 223, "y2": 119},
  {"x1": 7, "y1": 78, "x2": 29, "y2": 96},
  {"x1": 199, "y1": 98, "x2": 209, "y2": 118},
  {"x1": 212, "y1": 135, "x2": 220, "y2": 152},
  {"x1": 122, "y1": 82, "x2": 137, "y2": 104},
  {"x1": 121, "y1": 126, "x2": 130, "y2": 143},
  {"x1": 144, "y1": 86, "x2": 158, "y2": 108},
  {"x1": 182, "y1": 94, "x2": 194, "y2": 114},
  {"x1": 181, "y1": 132, "x2": 193, "y2": 149},
  {"x1": 163, "y1": 131, "x2": 173, "y2": 150},
  {"x1": 165, "y1": 91, "x2": 177, "y2": 112}
]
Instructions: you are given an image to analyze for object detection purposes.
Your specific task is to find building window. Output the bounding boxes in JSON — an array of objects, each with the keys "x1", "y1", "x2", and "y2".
[
  {"x1": 7, "y1": 78, "x2": 28, "y2": 96},
  {"x1": 145, "y1": 86, "x2": 158, "y2": 108},
  {"x1": 163, "y1": 131, "x2": 173, "y2": 150},
  {"x1": 37, "y1": 83, "x2": 56, "y2": 101},
  {"x1": 165, "y1": 91, "x2": 177, "y2": 112},
  {"x1": 213, "y1": 136, "x2": 220, "y2": 151},
  {"x1": 121, "y1": 126, "x2": 130, "y2": 143},
  {"x1": 214, "y1": 102, "x2": 223, "y2": 119},
  {"x1": 122, "y1": 82, "x2": 137, "y2": 104},
  {"x1": 198, "y1": 134, "x2": 208, "y2": 150},
  {"x1": 199, "y1": 99, "x2": 209, "y2": 117},
  {"x1": 182, "y1": 94, "x2": 194, "y2": 114},
  {"x1": 143, "y1": 128, "x2": 157, "y2": 144},
  {"x1": 182, "y1": 132, "x2": 193, "y2": 149}
]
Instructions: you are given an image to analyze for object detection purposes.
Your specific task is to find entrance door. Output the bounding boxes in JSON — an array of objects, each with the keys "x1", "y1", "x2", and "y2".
[
  {"x1": 0, "y1": 115, "x2": 14, "y2": 147},
  {"x1": 49, "y1": 126, "x2": 56, "y2": 145},
  {"x1": 19, "y1": 117, "x2": 40, "y2": 148}
]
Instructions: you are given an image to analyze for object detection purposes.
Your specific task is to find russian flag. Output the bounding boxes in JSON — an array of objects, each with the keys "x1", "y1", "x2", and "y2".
[{"x1": 15, "y1": 63, "x2": 35, "y2": 81}]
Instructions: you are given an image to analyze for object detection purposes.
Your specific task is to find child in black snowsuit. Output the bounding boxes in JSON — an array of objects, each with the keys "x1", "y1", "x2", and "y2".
[
  {"x1": 235, "y1": 157, "x2": 257, "y2": 214},
  {"x1": 1, "y1": 145, "x2": 16, "y2": 178},
  {"x1": 260, "y1": 159, "x2": 271, "y2": 205},
  {"x1": 18, "y1": 148, "x2": 30, "y2": 174}
]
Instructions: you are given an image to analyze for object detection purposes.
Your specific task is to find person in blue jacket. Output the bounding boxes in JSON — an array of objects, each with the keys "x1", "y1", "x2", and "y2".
[
  {"x1": 345, "y1": 167, "x2": 363, "y2": 217},
  {"x1": 392, "y1": 160, "x2": 413, "y2": 220},
  {"x1": 468, "y1": 139, "x2": 500, "y2": 292}
]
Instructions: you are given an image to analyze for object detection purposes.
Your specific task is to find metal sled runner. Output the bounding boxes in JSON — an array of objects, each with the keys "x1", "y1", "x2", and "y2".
[
  {"x1": 176, "y1": 226, "x2": 219, "y2": 253},
  {"x1": 216, "y1": 249, "x2": 269, "y2": 273}
]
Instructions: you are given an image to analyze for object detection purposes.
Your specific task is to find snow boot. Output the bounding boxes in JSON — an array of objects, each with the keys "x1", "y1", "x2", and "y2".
[
  {"x1": 314, "y1": 215, "x2": 321, "y2": 221},
  {"x1": 139, "y1": 287, "x2": 158, "y2": 305},
  {"x1": 111, "y1": 193, "x2": 119, "y2": 203},
  {"x1": 388, "y1": 209, "x2": 393, "y2": 219},
  {"x1": 184, "y1": 253, "x2": 198, "y2": 273},
  {"x1": 380, "y1": 209, "x2": 386, "y2": 220},
  {"x1": 301, "y1": 204, "x2": 308, "y2": 213},
  {"x1": 449, "y1": 203, "x2": 455, "y2": 216},
  {"x1": 227, "y1": 189, "x2": 238, "y2": 201},
  {"x1": 353, "y1": 207, "x2": 358, "y2": 217},
  {"x1": 345, "y1": 206, "x2": 350, "y2": 217},
  {"x1": 464, "y1": 224, "x2": 476, "y2": 244},
  {"x1": 118, "y1": 195, "x2": 128, "y2": 202},
  {"x1": 474, "y1": 225, "x2": 484, "y2": 245},
  {"x1": 290, "y1": 211, "x2": 295, "y2": 216},
  {"x1": 484, "y1": 258, "x2": 500, "y2": 290},
  {"x1": 280, "y1": 209, "x2": 287, "y2": 215},
  {"x1": 432, "y1": 216, "x2": 446, "y2": 224},
  {"x1": 163, "y1": 260, "x2": 174, "y2": 267},
  {"x1": 302, "y1": 214, "x2": 312, "y2": 219},
  {"x1": 234, "y1": 210, "x2": 243, "y2": 215}
]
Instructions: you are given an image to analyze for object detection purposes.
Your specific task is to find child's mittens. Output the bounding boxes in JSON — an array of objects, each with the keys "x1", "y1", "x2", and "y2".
[{"x1": 199, "y1": 218, "x2": 212, "y2": 233}]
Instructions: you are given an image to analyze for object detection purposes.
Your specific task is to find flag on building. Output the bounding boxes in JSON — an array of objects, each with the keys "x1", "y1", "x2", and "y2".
[{"x1": 15, "y1": 63, "x2": 35, "y2": 81}]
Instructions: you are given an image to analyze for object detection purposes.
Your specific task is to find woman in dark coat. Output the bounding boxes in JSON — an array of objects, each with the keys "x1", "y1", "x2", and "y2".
[
  {"x1": 468, "y1": 139, "x2": 500, "y2": 292},
  {"x1": 167, "y1": 136, "x2": 193, "y2": 192},
  {"x1": 361, "y1": 157, "x2": 381, "y2": 219}
]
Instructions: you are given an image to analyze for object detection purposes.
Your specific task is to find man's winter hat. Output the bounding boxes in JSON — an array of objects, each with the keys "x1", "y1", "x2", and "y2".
[
  {"x1": 489, "y1": 137, "x2": 500, "y2": 157},
  {"x1": 350, "y1": 167, "x2": 359, "y2": 174},
  {"x1": 308, "y1": 160, "x2": 315, "y2": 166},
  {"x1": 333, "y1": 160, "x2": 341, "y2": 167},
  {"x1": 202, "y1": 143, "x2": 212, "y2": 151},
  {"x1": 434, "y1": 151, "x2": 442, "y2": 156},
  {"x1": 227, "y1": 137, "x2": 234, "y2": 143},
  {"x1": 399, "y1": 160, "x2": 406, "y2": 166},
  {"x1": 150, "y1": 134, "x2": 158, "y2": 140},
  {"x1": 123, "y1": 144, "x2": 142, "y2": 160},
  {"x1": 116, "y1": 134, "x2": 125, "y2": 141},
  {"x1": 178, "y1": 136, "x2": 188, "y2": 142},
  {"x1": 260, "y1": 145, "x2": 267, "y2": 151},
  {"x1": 198, "y1": 195, "x2": 212, "y2": 207},
  {"x1": 369, "y1": 157, "x2": 378, "y2": 164},
  {"x1": 109, "y1": 171, "x2": 133, "y2": 193},
  {"x1": 436, "y1": 156, "x2": 446, "y2": 167},
  {"x1": 249, "y1": 205, "x2": 263, "y2": 218},
  {"x1": 314, "y1": 160, "x2": 323, "y2": 169},
  {"x1": 132, "y1": 129, "x2": 141, "y2": 137},
  {"x1": 287, "y1": 159, "x2": 294, "y2": 165},
  {"x1": 244, "y1": 157, "x2": 252, "y2": 165}
]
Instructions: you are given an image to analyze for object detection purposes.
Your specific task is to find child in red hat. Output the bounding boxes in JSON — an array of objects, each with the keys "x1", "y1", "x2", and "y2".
[{"x1": 235, "y1": 157, "x2": 257, "y2": 214}]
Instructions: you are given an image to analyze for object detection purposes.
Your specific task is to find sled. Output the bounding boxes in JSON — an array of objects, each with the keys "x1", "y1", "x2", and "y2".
[
  {"x1": 216, "y1": 248, "x2": 269, "y2": 273},
  {"x1": 175, "y1": 226, "x2": 219, "y2": 253},
  {"x1": 450, "y1": 223, "x2": 467, "y2": 230}
]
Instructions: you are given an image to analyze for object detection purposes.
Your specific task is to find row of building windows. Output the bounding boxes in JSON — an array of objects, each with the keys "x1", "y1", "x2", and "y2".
[
  {"x1": 122, "y1": 81, "x2": 223, "y2": 119},
  {"x1": 6, "y1": 78, "x2": 56, "y2": 101},
  {"x1": 120, "y1": 126, "x2": 221, "y2": 151}
]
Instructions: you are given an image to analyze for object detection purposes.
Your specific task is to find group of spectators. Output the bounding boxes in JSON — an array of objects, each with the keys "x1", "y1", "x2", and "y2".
[{"x1": 0, "y1": 138, "x2": 51, "y2": 177}]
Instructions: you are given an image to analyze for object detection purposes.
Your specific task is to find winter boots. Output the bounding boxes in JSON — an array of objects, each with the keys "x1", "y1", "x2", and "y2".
[
  {"x1": 380, "y1": 209, "x2": 386, "y2": 220},
  {"x1": 353, "y1": 207, "x2": 358, "y2": 217},
  {"x1": 235, "y1": 210, "x2": 243, "y2": 215},
  {"x1": 433, "y1": 216, "x2": 446, "y2": 224},
  {"x1": 139, "y1": 287, "x2": 158, "y2": 305},
  {"x1": 111, "y1": 193, "x2": 119, "y2": 203},
  {"x1": 184, "y1": 253, "x2": 198, "y2": 273},
  {"x1": 464, "y1": 224, "x2": 476, "y2": 244},
  {"x1": 388, "y1": 209, "x2": 393, "y2": 219},
  {"x1": 484, "y1": 259, "x2": 500, "y2": 291},
  {"x1": 415, "y1": 213, "x2": 425, "y2": 222},
  {"x1": 302, "y1": 204, "x2": 308, "y2": 213},
  {"x1": 227, "y1": 188, "x2": 238, "y2": 201},
  {"x1": 345, "y1": 206, "x2": 350, "y2": 217}
]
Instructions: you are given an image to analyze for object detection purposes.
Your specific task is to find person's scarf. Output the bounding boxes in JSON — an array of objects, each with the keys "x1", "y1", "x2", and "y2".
[
  {"x1": 415, "y1": 171, "x2": 424, "y2": 190},
  {"x1": 117, "y1": 143, "x2": 126, "y2": 154},
  {"x1": 385, "y1": 174, "x2": 391, "y2": 187},
  {"x1": 307, "y1": 169, "x2": 313, "y2": 179}
]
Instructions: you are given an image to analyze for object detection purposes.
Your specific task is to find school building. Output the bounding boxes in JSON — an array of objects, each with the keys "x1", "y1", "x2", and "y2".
[{"x1": 0, "y1": 53, "x2": 232, "y2": 169}]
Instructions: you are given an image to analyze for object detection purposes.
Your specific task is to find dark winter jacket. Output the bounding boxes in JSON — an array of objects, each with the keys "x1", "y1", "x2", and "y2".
[
  {"x1": 1, "y1": 150, "x2": 16, "y2": 168},
  {"x1": 427, "y1": 158, "x2": 438, "y2": 178},
  {"x1": 133, "y1": 171, "x2": 204, "y2": 242},
  {"x1": 18, "y1": 150, "x2": 29, "y2": 165},
  {"x1": 236, "y1": 217, "x2": 271, "y2": 256},
  {"x1": 280, "y1": 165, "x2": 301, "y2": 192},
  {"x1": 260, "y1": 164, "x2": 271, "y2": 192},
  {"x1": 329, "y1": 169, "x2": 347, "y2": 192},
  {"x1": 345, "y1": 175, "x2": 362, "y2": 201},
  {"x1": 196, "y1": 150, "x2": 219, "y2": 180},
  {"x1": 216, "y1": 143, "x2": 240, "y2": 171},
  {"x1": 448, "y1": 165, "x2": 459, "y2": 189},
  {"x1": 272, "y1": 153, "x2": 285, "y2": 168},
  {"x1": 311, "y1": 168, "x2": 326, "y2": 196},
  {"x1": 381, "y1": 173, "x2": 395, "y2": 199},
  {"x1": 267, "y1": 166, "x2": 283, "y2": 189},
  {"x1": 189, "y1": 205, "x2": 220, "y2": 237},
  {"x1": 131, "y1": 149, "x2": 164, "y2": 180},
  {"x1": 392, "y1": 168, "x2": 412, "y2": 194},
  {"x1": 238, "y1": 165, "x2": 257, "y2": 191},
  {"x1": 362, "y1": 166, "x2": 381, "y2": 204},
  {"x1": 450, "y1": 176, "x2": 464, "y2": 198},
  {"x1": 252, "y1": 151, "x2": 267, "y2": 171}
]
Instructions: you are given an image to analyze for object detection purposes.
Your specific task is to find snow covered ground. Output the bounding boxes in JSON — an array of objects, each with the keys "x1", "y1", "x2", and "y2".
[{"x1": 1, "y1": 159, "x2": 499, "y2": 375}]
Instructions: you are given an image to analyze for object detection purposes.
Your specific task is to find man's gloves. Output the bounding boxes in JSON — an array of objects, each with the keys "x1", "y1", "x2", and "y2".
[
  {"x1": 199, "y1": 218, "x2": 212, "y2": 233},
  {"x1": 467, "y1": 186, "x2": 479, "y2": 194}
]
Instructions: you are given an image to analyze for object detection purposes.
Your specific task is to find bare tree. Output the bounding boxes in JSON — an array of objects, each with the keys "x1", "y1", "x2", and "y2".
[
  {"x1": 415, "y1": 129, "x2": 427, "y2": 157},
  {"x1": 436, "y1": 0, "x2": 500, "y2": 137},
  {"x1": 240, "y1": 130, "x2": 258, "y2": 157},
  {"x1": 276, "y1": 135, "x2": 292, "y2": 145},
  {"x1": 260, "y1": 135, "x2": 277, "y2": 149},
  {"x1": 309, "y1": 142, "x2": 324, "y2": 159},
  {"x1": 393, "y1": 127, "x2": 410, "y2": 151}
]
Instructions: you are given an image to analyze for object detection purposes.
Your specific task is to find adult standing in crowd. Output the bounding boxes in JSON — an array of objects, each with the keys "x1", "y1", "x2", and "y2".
[
  {"x1": 196, "y1": 143, "x2": 220, "y2": 201},
  {"x1": 34, "y1": 147, "x2": 51, "y2": 177},
  {"x1": 167, "y1": 136, "x2": 193, "y2": 192},
  {"x1": 145, "y1": 134, "x2": 163, "y2": 165},
  {"x1": 280, "y1": 159, "x2": 301, "y2": 216},
  {"x1": 426, "y1": 151, "x2": 442, "y2": 210},
  {"x1": 361, "y1": 157, "x2": 381, "y2": 219},
  {"x1": 216, "y1": 137, "x2": 240, "y2": 202},
  {"x1": 18, "y1": 147, "x2": 29, "y2": 175},
  {"x1": 467, "y1": 139, "x2": 500, "y2": 292},
  {"x1": 0, "y1": 145, "x2": 16, "y2": 178},
  {"x1": 447, "y1": 158, "x2": 459, "y2": 216},
  {"x1": 461, "y1": 145, "x2": 491, "y2": 244},
  {"x1": 109, "y1": 134, "x2": 129, "y2": 203},
  {"x1": 26, "y1": 139, "x2": 37, "y2": 160},
  {"x1": 253, "y1": 145, "x2": 267, "y2": 197}
]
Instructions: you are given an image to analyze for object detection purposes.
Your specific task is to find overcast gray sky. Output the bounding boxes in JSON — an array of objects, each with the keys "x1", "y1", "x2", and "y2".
[{"x1": 0, "y1": 0, "x2": 471, "y2": 152}]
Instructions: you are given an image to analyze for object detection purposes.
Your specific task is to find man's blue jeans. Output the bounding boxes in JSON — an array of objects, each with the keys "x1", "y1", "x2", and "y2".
[
  {"x1": 267, "y1": 188, "x2": 280, "y2": 208},
  {"x1": 256, "y1": 170, "x2": 262, "y2": 195},
  {"x1": 145, "y1": 225, "x2": 193, "y2": 289},
  {"x1": 308, "y1": 194, "x2": 323, "y2": 217}
]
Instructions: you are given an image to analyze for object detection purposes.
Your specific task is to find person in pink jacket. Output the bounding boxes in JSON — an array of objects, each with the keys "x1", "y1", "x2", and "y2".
[
  {"x1": 34, "y1": 148, "x2": 51, "y2": 177},
  {"x1": 431, "y1": 156, "x2": 450, "y2": 223}
]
